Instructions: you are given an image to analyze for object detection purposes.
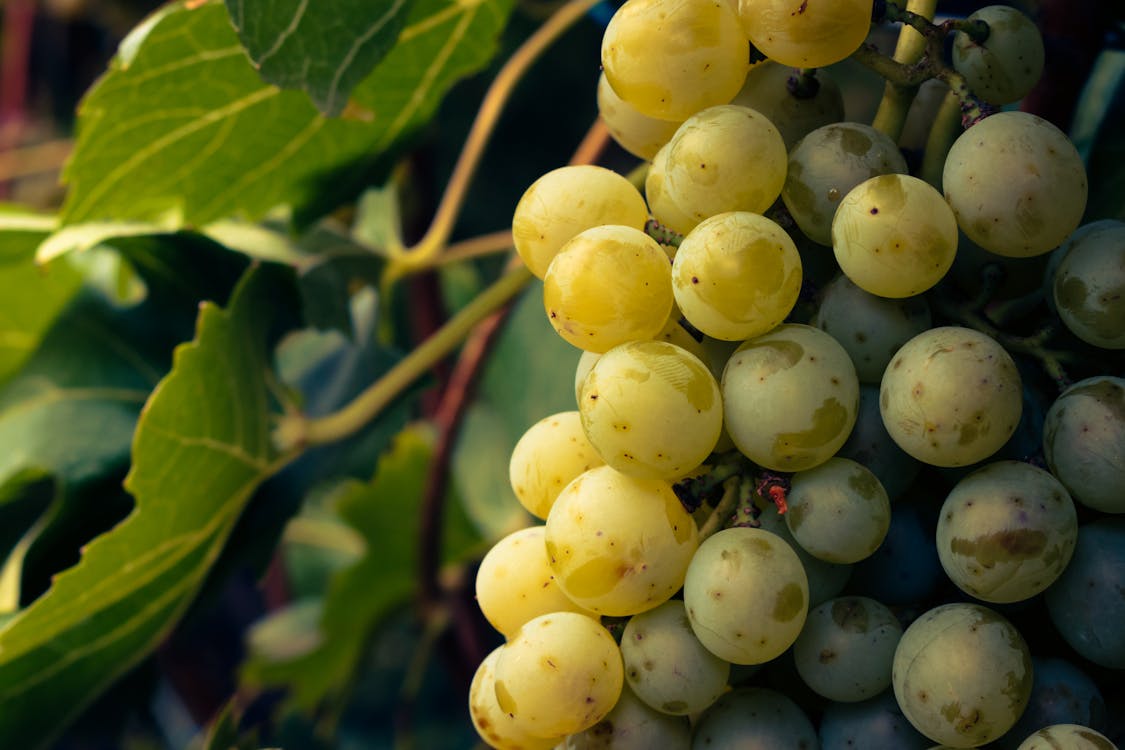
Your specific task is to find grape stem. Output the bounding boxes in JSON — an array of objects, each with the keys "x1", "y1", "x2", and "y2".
[
  {"x1": 919, "y1": 89, "x2": 964, "y2": 187},
  {"x1": 697, "y1": 477, "x2": 741, "y2": 541},
  {"x1": 786, "y1": 69, "x2": 821, "y2": 100}
]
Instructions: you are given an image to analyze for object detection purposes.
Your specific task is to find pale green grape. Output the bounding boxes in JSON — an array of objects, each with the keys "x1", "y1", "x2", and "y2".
[
  {"x1": 648, "y1": 105, "x2": 787, "y2": 233},
  {"x1": 832, "y1": 173, "x2": 959, "y2": 298},
  {"x1": 512, "y1": 166, "x2": 648, "y2": 279},
  {"x1": 564, "y1": 684, "x2": 692, "y2": 749},
  {"x1": 1044, "y1": 220, "x2": 1123, "y2": 314},
  {"x1": 683, "y1": 526, "x2": 808, "y2": 664},
  {"x1": 645, "y1": 144, "x2": 700, "y2": 235},
  {"x1": 1015, "y1": 724, "x2": 1118, "y2": 750},
  {"x1": 672, "y1": 211, "x2": 802, "y2": 341},
  {"x1": 753, "y1": 500, "x2": 853, "y2": 607},
  {"x1": 1043, "y1": 376, "x2": 1125, "y2": 514},
  {"x1": 943, "y1": 112, "x2": 1087, "y2": 257},
  {"x1": 722, "y1": 324, "x2": 860, "y2": 472},
  {"x1": 690, "y1": 687, "x2": 819, "y2": 749},
  {"x1": 470, "y1": 646, "x2": 563, "y2": 749},
  {"x1": 893, "y1": 603, "x2": 1033, "y2": 747},
  {"x1": 812, "y1": 274, "x2": 932, "y2": 384},
  {"x1": 510, "y1": 412, "x2": 605, "y2": 520},
  {"x1": 784, "y1": 122, "x2": 909, "y2": 246},
  {"x1": 793, "y1": 596, "x2": 902, "y2": 702},
  {"x1": 880, "y1": 326, "x2": 1022, "y2": 467},
  {"x1": 737, "y1": 0, "x2": 874, "y2": 68},
  {"x1": 936, "y1": 461, "x2": 1077, "y2": 604},
  {"x1": 578, "y1": 340, "x2": 722, "y2": 479},
  {"x1": 543, "y1": 225, "x2": 673, "y2": 353},
  {"x1": 729, "y1": 61, "x2": 845, "y2": 149},
  {"x1": 476, "y1": 525, "x2": 598, "y2": 638},
  {"x1": 596, "y1": 72, "x2": 682, "y2": 161},
  {"x1": 545, "y1": 466, "x2": 698, "y2": 616},
  {"x1": 952, "y1": 6, "x2": 1045, "y2": 105},
  {"x1": 786, "y1": 457, "x2": 891, "y2": 564},
  {"x1": 621, "y1": 600, "x2": 730, "y2": 716},
  {"x1": 601, "y1": 0, "x2": 748, "y2": 121},
  {"x1": 1053, "y1": 222, "x2": 1125, "y2": 349},
  {"x1": 494, "y1": 612, "x2": 625, "y2": 738}
]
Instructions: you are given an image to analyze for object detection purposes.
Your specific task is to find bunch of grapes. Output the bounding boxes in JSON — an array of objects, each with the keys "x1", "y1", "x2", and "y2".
[{"x1": 469, "y1": 1, "x2": 1124, "y2": 748}]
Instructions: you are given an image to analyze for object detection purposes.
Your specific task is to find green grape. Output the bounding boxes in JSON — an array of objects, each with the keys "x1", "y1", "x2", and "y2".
[
  {"x1": 564, "y1": 683, "x2": 692, "y2": 749},
  {"x1": 832, "y1": 173, "x2": 959, "y2": 298},
  {"x1": 596, "y1": 72, "x2": 682, "y2": 161},
  {"x1": 621, "y1": 600, "x2": 730, "y2": 716},
  {"x1": 476, "y1": 525, "x2": 598, "y2": 638},
  {"x1": 753, "y1": 500, "x2": 853, "y2": 607},
  {"x1": 510, "y1": 411, "x2": 605, "y2": 520},
  {"x1": 812, "y1": 274, "x2": 932, "y2": 384},
  {"x1": 690, "y1": 687, "x2": 819, "y2": 749},
  {"x1": 470, "y1": 646, "x2": 563, "y2": 749},
  {"x1": 1053, "y1": 222, "x2": 1125, "y2": 349},
  {"x1": 543, "y1": 225, "x2": 673, "y2": 353},
  {"x1": 737, "y1": 0, "x2": 875, "y2": 68},
  {"x1": 838, "y1": 385, "x2": 922, "y2": 501},
  {"x1": 793, "y1": 596, "x2": 903, "y2": 702},
  {"x1": 578, "y1": 340, "x2": 722, "y2": 480},
  {"x1": 494, "y1": 612, "x2": 625, "y2": 738},
  {"x1": 1043, "y1": 376, "x2": 1125, "y2": 514},
  {"x1": 935, "y1": 461, "x2": 1078, "y2": 604},
  {"x1": 512, "y1": 166, "x2": 649, "y2": 279},
  {"x1": 1015, "y1": 724, "x2": 1118, "y2": 750},
  {"x1": 645, "y1": 144, "x2": 701, "y2": 236},
  {"x1": 943, "y1": 111, "x2": 1087, "y2": 258},
  {"x1": 952, "y1": 6, "x2": 1045, "y2": 105},
  {"x1": 683, "y1": 526, "x2": 808, "y2": 664},
  {"x1": 893, "y1": 603, "x2": 1033, "y2": 748},
  {"x1": 784, "y1": 122, "x2": 909, "y2": 247},
  {"x1": 785, "y1": 457, "x2": 891, "y2": 564},
  {"x1": 671, "y1": 211, "x2": 803, "y2": 341},
  {"x1": 601, "y1": 0, "x2": 748, "y2": 121},
  {"x1": 722, "y1": 324, "x2": 860, "y2": 472},
  {"x1": 880, "y1": 326, "x2": 1022, "y2": 467},
  {"x1": 1043, "y1": 220, "x2": 1123, "y2": 315},
  {"x1": 729, "y1": 61, "x2": 845, "y2": 149},
  {"x1": 545, "y1": 466, "x2": 699, "y2": 616}
]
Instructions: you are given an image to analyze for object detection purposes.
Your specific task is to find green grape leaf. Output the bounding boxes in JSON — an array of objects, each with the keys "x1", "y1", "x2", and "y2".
[
  {"x1": 0, "y1": 266, "x2": 294, "y2": 748},
  {"x1": 61, "y1": 0, "x2": 513, "y2": 229},
  {"x1": 225, "y1": 0, "x2": 413, "y2": 116}
]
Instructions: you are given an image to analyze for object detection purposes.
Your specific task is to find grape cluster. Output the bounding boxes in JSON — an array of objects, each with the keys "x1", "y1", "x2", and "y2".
[{"x1": 470, "y1": 2, "x2": 1124, "y2": 748}]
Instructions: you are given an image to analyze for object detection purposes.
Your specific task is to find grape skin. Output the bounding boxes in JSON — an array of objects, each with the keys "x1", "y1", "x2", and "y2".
[
  {"x1": 737, "y1": 0, "x2": 875, "y2": 69},
  {"x1": 690, "y1": 687, "x2": 819, "y2": 749},
  {"x1": 793, "y1": 596, "x2": 902, "y2": 703},
  {"x1": 1015, "y1": 724, "x2": 1118, "y2": 750},
  {"x1": 1052, "y1": 222, "x2": 1125, "y2": 349},
  {"x1": 470, "y1": 646, "x2": 563, "y2": 750},
  {"x1": 785, "y1": 457, "x2": 891, "y2": 565},
  {"x1": 998, "y1": 657, "x2": 1107, "y2": 750},
  {"x1": 753, "y1": 500, "x2": 853, "y2": 608},
  {"x1": 838, "y1": 384, "x2": 922, "y2": 500},
  {"x1": 563, "y1": 683, "x2": 691, "y2": 749},
  {"x1": 952, "y1": 5, "x2": 1045, "y2": 106},
  {"x1": 509, "y1": 411, "x2": 604, "y2": 520},
  {"x1": 729, "y1": 61, "x2": 845, "y2": 150},
  {"x1": 819, "y1": 690, "x2": 932, "y2": 750},
  {"x1": 1042, "y1": 376, "x2": 1125, "y2": 514},
  {"x1": 595, "y1": 72, "x2": 681, "y2": 161}
]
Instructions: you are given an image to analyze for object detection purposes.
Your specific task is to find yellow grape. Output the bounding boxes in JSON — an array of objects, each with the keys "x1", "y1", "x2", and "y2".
[
  {"x1": 509, "y1": 411, "x2": 604, "y2": 520},
  {"x1": 470, "y1": 646, "x2": 562, "y2": 749},
  {"x1": 738, "y1": 0, "x2": 874, "y2": 69},
  {"x1": 596, "y1": 72, "x2": 682, "y2": 160}
]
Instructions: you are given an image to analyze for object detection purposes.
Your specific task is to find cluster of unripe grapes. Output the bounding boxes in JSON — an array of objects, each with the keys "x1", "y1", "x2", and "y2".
[{"x1": 468, "y1": 0, "x2": 1125, "y2": 748}]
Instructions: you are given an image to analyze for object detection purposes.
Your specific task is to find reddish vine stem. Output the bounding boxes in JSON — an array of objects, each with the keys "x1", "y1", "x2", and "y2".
[{"x1": 0, "y1": 0, "x2": 36, "y2": 199}]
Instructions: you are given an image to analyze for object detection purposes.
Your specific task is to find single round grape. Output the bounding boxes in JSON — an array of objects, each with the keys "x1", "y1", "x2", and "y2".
[
  {"x1": 893, "y1": 603, "x2": 1033, "y2": 747},
  {"x1": 510, "y1": 411, "x2": 605, "y2": 520},
  {"x1": 512, "y1": 165, "x2": 649, "y2": 279},
  {"x1": 943, "y1": 112, "x2": 1087, "y2": 258},
  {"x1": 1053, "y1": 222, "x2": 1125, "y2": 349},
  {"x1": 729, "y1": 61, "x2": 845, "y2": 149},
  {"x1": 849, "y1": 498, "x2": 943, "y2": 605},
  {"x1": 645, "y1": 144, "x2": 701, "y2": 236},
  {"x1": 1043, "y1": 220, "x2": 1123, "y2": 315},
  {"x1": 470, "y1": 646, "x2": 562, "y2": 750},
  {"x1": 621, "y1": 600, "x2": 730, "y2": 716},
  {"x1": 737, "y1": 0, "x2": 875, "y2": 68},
  {"x1": 683, "y1": 526, "x2": 808, "y2": 665},
  {"x1": 647, "y1": 105, "x2": 788, "y2": 234},
  {"x1": 601, "y1": 0, "x2": 748, "y2": 121},
  {"x1": 545, "y1": 466, "x2": 699, "y2": 616},
  {"x1": 723, "y1": 324, "x2": 859, "y2": 472},
  {"x1": 794, "y1": 596, "x2": 902, "y2": 703},
  {"x1": 578, "y1": 340, "x2": 722, "y2": 480},
  {"x1": 753, "y1": 500, "x2": 853, "y2": 607},
  {"x1": 672, "y1": 211, "x2": 803, "y2": 341},
  {"x1": 1015, "y1": 724, "x2": 1118, "y2": 750},
  {"x1": 543, "y1": 225, "x2": 673, "y2": 353},
  {"x1": 936, "y1": 461, "x2": 1077, "y2": 603},
  {"x1": 952, "y1": 6, "x2": 1045, "y2": 105},
  {"x1": 997, "y1": 658, "x2": 1107, "y2": 750},
  {"x1": 564, "y1": 683, "x2": 692, "y2": 749},
  {"x1": 494, "y1": 612, "x2": 625, "y2": 738},
  {"x1": 784, "y1": 122, "x2": 909, "y2": 246},
  {"x1": 786, "y1": 458, "x2": 891, "y2": 564},
  {"x1": 476, "y1": 525, "x2": 597, "y2": 638},
  {"x1": 1045, "y1": 519, "x2": 1125, "y2": 669},
  {"x1": 596, "y1": 72, "x2": 681, "y2": 161},
  {"x1": 880, "y1": 326, "x2": 1022, "y2": 467},
  {"x1": 1043, "y1": 376, "x2": 1125, "y2": 514},
  {"x1": 690, "y1": 687, "x2": 819, "y2": 749},
  {"x1": 819, "y1": 690, "x2": 933, "y2": 750},
  {"x1": 838, "y1": 384, "x2": 921, "y2": 500},
  {"x1": 832, "y1": 173, "x2": 959, "y2": 298}
]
